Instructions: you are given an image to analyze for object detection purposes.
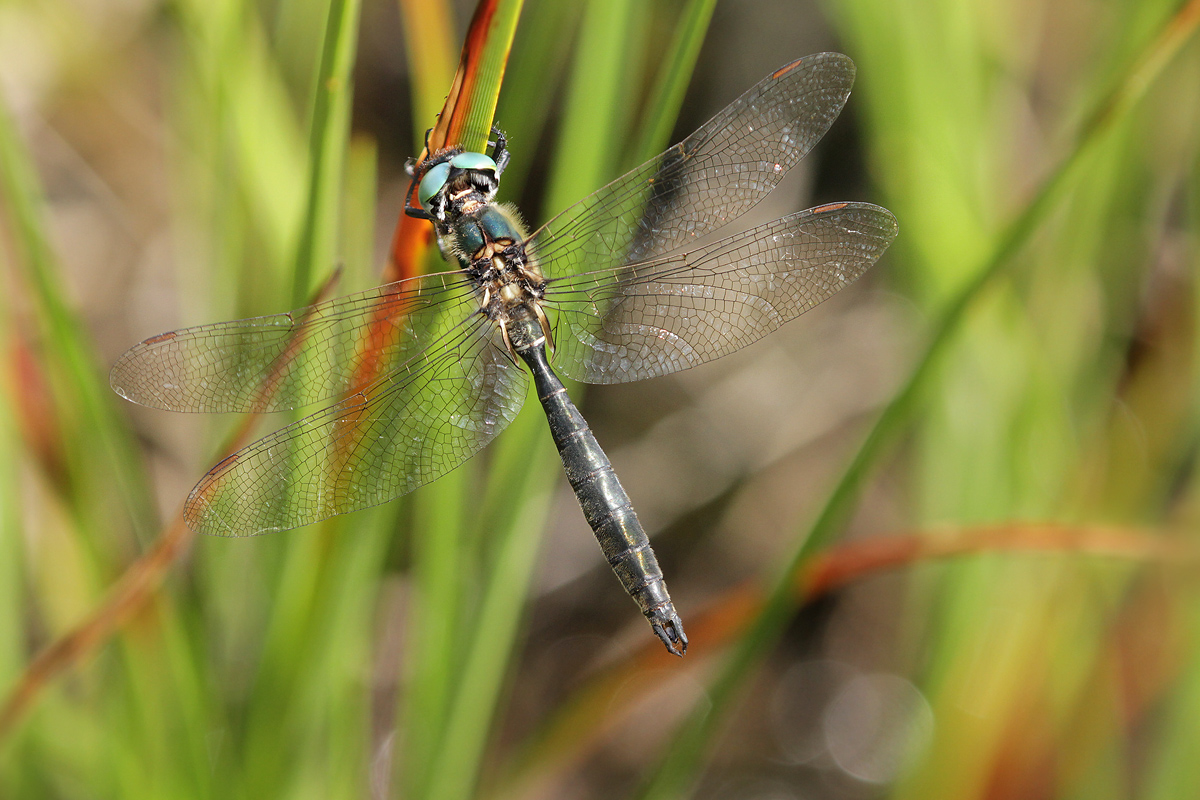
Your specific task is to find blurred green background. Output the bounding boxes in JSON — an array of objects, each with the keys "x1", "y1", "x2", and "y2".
[{"x1": 1, "y1": 0, "x2": 1198, "y2": 798}]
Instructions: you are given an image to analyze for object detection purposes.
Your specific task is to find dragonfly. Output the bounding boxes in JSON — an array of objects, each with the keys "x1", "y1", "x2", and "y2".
[{"x1": 111, "y1": 52, "x2": 897, "y2": 656}]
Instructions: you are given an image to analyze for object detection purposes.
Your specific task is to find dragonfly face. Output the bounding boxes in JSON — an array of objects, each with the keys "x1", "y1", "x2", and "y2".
[
  {"x1": 111, "y1": 53, "x2": 898, "y2": 655},
  {"x1": 411, "y1": 132, "x2": 508, "y2": 229}
]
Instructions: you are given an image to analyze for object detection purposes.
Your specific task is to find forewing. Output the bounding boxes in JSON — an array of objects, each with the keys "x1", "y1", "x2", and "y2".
[
  {"x1": 184, "y1": 317, "x2": 527, "y2": 535},
  {"x1": 527, "y1": 53, "x2": 856, "y2": 277},
  {"x1": 110, "y1": 271, "x2": 475, "y2": 413},
  {"x1": 545, "y1": 203, "x2": 897, "y2": 383}
]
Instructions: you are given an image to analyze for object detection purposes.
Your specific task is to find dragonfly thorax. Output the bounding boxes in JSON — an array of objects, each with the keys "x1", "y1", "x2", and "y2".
[{"x1": 450, "y1": 204, "x2": 547, "y2": 327}]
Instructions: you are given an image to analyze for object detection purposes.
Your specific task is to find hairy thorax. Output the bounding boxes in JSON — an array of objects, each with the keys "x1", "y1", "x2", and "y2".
[{"x1": 450, "y1": 203, "x2": 548, "y2": 331}]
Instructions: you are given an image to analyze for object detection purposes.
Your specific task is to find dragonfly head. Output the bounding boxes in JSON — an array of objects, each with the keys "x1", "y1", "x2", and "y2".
[{"x1": 415, "y1": 150, "x2": 501, "y2": 222}]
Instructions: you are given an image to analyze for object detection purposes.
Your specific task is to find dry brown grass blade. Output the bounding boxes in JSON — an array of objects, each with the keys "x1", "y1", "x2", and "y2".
[
  {"x1": 0, "y1": 269, "x2": 345, "y2": 747},
  {"x1": 490, "y1": 523, "x2": 1195, "y2": 800},
  {"x1": 0, "y1": 516, "x2": 192, "y2": 743},
  {"x1": 798, "y1": 523, "x2": 1193, "y2": 598}
]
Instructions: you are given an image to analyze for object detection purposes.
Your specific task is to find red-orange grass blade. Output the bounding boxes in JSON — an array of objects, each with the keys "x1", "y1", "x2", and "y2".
[
  {"x1": 341, "y1": 0, "x2": 521, "y2": 471},
  {"x1": 386, "y1": 0, "x2": 523, "y2": 283}
]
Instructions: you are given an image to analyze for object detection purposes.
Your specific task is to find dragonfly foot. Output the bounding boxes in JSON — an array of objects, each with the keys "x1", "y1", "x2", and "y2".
[{"x1": 648, "y1": 605, "x2": 688, "y2": 656}]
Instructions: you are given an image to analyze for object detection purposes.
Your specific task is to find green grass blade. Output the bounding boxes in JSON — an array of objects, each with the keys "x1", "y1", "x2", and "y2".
[
  {"x1": 543, "y1": 0, "x2": 638, "y2": 215},
  {"x1": 401, "y1": 0, "x2": 524, "y2": 155},
  {"x1": 291, "y1": 0, "x2": 363, "y2": 304},
  {"x1": 492, "y1": 0, "x2": 579, "y2": 195},
  {"x1": 401, "y1": 467, "x2": 473, "y2": 800},
  {"x1": 398, "y1": 0, "x2": 458, "y2": 131},
  {"x1": 628, "y1": 0, "x2": 718, "y2": 165},
  {"x1": 453, "y1": 0, "x2": 525, "y2": 155},
  {"x1": 342, "y1": 135, "x2": 379, "y2": 291},
  {"x1": 422, "y1": 416, "x2": 557, "y2": 800},
  {"x1": 0, "y1": 276, "x2": 23, "y2": 767},
  {"x1": 171, "y1": 0, "x2": 309, "y2": 315}
]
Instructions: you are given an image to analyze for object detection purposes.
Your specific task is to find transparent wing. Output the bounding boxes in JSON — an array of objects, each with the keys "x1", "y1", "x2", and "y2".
[
  {"x1": 544, "y1": 203, "x2": 897, "y2": 384},
  {"x1": 110, "y1": 271, "x2": 475, "y2": 413},
  {"x1": 184, "y1": 316, "x2": 528, "y2": 535},
  {"x1": 527, "y1": 53, "x2": 856, "y2": 278}
]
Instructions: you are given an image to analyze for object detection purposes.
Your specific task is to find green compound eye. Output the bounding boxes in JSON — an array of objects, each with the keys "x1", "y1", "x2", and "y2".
[
  {"x1": 449, "y1": 151, "x2": 497, "y2": 172},
  {"x1": 418, "y1": 161, "x2": 452, "y2": 211}
]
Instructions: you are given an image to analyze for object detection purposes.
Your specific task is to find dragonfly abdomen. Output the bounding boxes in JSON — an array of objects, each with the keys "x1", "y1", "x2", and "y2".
[{"x1": 508, "y1": 315, "x2": 687, "y2": 656}]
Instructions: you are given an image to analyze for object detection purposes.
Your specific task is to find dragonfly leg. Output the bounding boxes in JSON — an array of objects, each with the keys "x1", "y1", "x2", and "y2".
[
  {"x1": 489, "y1": 125, "x2": 510, "y2": 176},
  {"x1": 498, "y1": 320, "x2": 520, "y2": 367},
  {"x1": 403, "y1": 170, "x2": 434, "y2": 221},
  {"x1": 533, "y1": 302, "x2": 555, "y2": 354}
]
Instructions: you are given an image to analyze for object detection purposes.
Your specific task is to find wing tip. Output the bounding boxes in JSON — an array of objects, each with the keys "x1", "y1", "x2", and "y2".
[
  {"x1": 772, "y1": 52, "x2": 856, "y2": 82},
  {"x1": 810, "y1": 201, "x2": 899, "y2": 243},
  {"x1": 109, "y1": 350, "x2": 150, "y2": 407},
  {"x1": 109, "y1": 342, "x2": 179, "y2": 410}
]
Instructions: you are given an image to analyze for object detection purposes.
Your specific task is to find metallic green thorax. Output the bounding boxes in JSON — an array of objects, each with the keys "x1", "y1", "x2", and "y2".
[
  {"x1": 449, "y1": 203, "x2": 528, "y2": 268},
  {"x1": 446, "y1": 203, "x2": 548, "y2": 334}
]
